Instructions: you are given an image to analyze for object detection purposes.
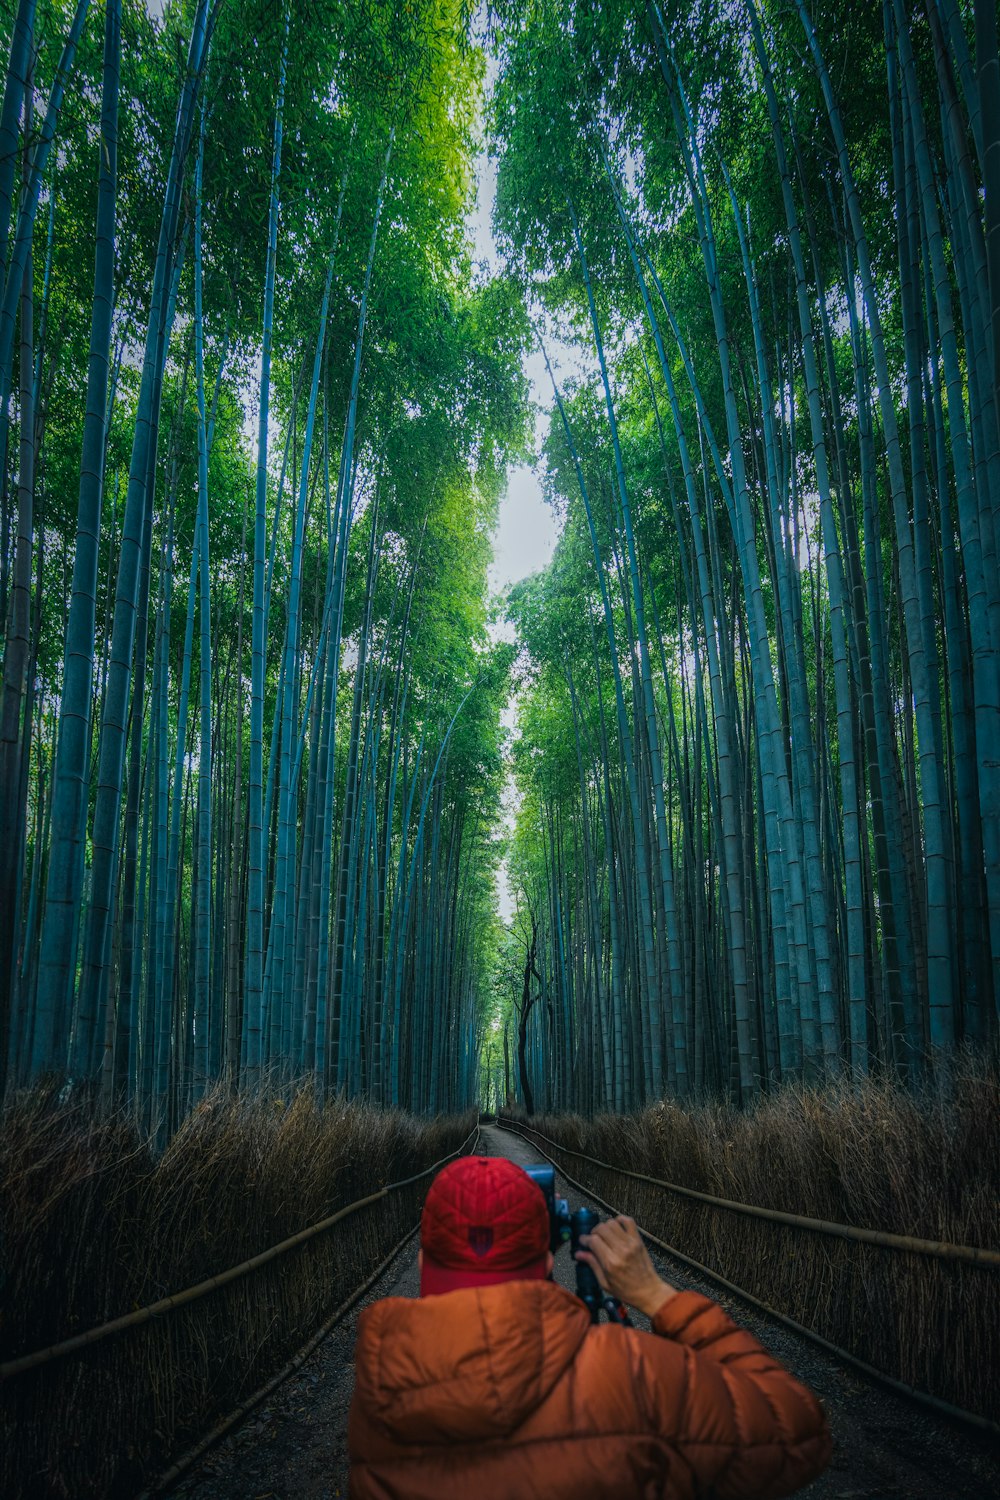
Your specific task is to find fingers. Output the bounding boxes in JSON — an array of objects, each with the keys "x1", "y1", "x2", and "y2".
[
  {"x1": 575, "y1": 1215, "x2": 677, "y2": 1317},
  {"x1": 591, "y1": 1216, "x2": 637, "y2": 1239},
  {"x1": 580, "y1": 1216, "x2": 639, "y2": 1254},
  {"x1": 577, "y1": 1219, "x2": 636, "y2": 1277},
  {"x1": 572, "y1": 1246, "x2": 609, "y2": 1291}
]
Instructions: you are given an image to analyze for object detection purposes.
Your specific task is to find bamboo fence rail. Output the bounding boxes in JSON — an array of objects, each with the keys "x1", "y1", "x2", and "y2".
[
  {"x1": 496, "y1": 1117, "x2": 999, "y2": 1266},
  {"x1": 135, "y1": 1222, "x2": 422, "y2": 1498},
  {"x1": 1, "y1": 1123, "x2": 479, "y2": 1381},
  {"x1": 493, "y1": 1119, "x2": 1000, "y2": 1438}
]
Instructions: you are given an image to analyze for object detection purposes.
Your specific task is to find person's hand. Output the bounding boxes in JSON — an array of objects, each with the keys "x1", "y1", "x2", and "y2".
[{"x1": 575, "y1": 1216, "x2": 676, "y2": 1319}]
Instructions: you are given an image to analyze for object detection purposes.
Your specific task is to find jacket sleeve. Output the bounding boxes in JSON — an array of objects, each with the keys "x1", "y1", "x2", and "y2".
[{"x1": 635, "y1": 1290, "x2": 832, "y2": 1500}]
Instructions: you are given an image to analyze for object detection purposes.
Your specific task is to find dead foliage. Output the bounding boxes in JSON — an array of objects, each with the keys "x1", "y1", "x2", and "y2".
[
  {"x1": 0, "y1": 1084, "x2": 474, "y2": 1499},
  {"x1": 504, "y1": 1053, "x2": 999, "y2": 1423}
]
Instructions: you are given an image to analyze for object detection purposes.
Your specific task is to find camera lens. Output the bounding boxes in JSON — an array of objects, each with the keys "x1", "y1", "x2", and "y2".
[{"x1": 570, "y1": 1206, "x2": 600, "y2": 1254}]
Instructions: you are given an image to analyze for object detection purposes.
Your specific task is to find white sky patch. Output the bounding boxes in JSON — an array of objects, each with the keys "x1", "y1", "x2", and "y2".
[
  {"x1": 488, "y1": 467, "x2": 560, "y2": 596},
  {"x1": 469, "y1": 143, "x2": 566, "y2": 923},
  {"x1": 471, "y1": 143, "x2": 558, "y2": 606},
  {"x1": 471, "y1": 132, "x2": 563, "y2": 600},
  {"x1": 470, "y1": 148, "x2": 499, "y2": 276}
]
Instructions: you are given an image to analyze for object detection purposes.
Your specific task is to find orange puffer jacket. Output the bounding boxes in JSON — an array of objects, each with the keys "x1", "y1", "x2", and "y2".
[{"x1": 349, "y1": 1279, "x2": 831, "y2": 1499}]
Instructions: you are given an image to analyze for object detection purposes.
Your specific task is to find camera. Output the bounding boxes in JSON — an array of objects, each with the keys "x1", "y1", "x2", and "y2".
[{"x1": 524, "y1": 1164, "x2": 630, "y2": 1325}]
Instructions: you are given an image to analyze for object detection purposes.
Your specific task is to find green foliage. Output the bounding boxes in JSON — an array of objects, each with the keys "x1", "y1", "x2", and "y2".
[
  {"x1": 490, "y1": 0, "x2": 1000, "y2": 1111},
  {"x1": 1, "y1": 0, "x2": 528, "y2": 1115}
]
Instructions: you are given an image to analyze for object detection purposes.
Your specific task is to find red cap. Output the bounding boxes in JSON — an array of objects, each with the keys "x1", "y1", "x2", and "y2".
[{"x1": 420, "y1": 1155, "x2": 550, "y2": 1296}]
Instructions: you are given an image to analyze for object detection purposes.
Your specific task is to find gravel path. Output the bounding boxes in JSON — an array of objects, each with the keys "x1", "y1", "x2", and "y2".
[{"x1": 168, "y1": 1123, "x2": 1000, "y2": 1500}]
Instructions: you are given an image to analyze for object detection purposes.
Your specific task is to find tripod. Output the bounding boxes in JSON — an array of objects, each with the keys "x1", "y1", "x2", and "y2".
[
  {"x1": 574, "y1": 1259, "x2": 633, "y2": 1324},
  {"x1": 572, "y1": 1213, "x2": 633, "y2": 1325}
]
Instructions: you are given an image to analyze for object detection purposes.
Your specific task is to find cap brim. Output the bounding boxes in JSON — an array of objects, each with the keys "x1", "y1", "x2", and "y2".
[{"x1": 420, "y1": 1252, "x2": 549, "y2": 1297}]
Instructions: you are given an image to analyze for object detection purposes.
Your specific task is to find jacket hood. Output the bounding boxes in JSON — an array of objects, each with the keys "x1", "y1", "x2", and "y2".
[{"x1": 353, "y1": 1278, "x2": 593, "y2": 1444}]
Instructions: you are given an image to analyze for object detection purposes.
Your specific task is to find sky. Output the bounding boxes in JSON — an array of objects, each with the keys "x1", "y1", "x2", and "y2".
[
  {"x1": 465, "y1": 46, "x2": 604, "y2": 926},
  {"x1": 468, "y1": 150, "x2": 564, "y2": 923},
  {"x1": 473, "y1": 157, "x2": 560, "y2": 600}
]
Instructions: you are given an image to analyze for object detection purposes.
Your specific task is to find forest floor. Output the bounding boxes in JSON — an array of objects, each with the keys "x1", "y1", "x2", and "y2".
[{"x1": 168, "y1": 1123, "x2": 1000, "y2": 1500}]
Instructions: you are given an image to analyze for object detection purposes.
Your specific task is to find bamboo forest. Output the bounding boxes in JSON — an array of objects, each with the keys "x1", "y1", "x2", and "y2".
[
  {"x1": 1, "y1": 0, "x2": 999, "y2": 1123},
  {"x1": 4, "y1": 2, "x2": 1000, "y2": 1495}
]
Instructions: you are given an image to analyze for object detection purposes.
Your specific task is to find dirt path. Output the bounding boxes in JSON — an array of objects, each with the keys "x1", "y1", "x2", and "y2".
[{"x1": 169, "y1": 1124, "x2": 1000, "y2": 1500}]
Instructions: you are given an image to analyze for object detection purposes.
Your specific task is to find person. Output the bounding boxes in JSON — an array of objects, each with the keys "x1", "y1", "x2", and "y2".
[{"x1": 348, "y1": 1154, "x2": 832, "y2": 1499}]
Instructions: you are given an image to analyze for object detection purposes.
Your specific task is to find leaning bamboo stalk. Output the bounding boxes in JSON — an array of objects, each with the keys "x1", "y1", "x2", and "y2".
[
  {"x1": 794, "y1": 0, "x2": 955, "y2": 1047},
  {"x1": 76, "y1": 0, "x2": 213, "y2": 1079},
  {"x1": 245, "y1": 16, "x2": 289, "y2": 1086},
  {"x1": 31, "y1": 0, "x2": 120, "y2": 1083}
]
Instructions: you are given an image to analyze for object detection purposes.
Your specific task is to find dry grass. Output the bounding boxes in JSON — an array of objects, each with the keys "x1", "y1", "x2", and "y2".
[
  {"x1": 504, "y1": 1053, "x2": 999, "y2": 1423},
  {"x1": 0, "y1": 1085, "x2": 474, "y2": 1499}
]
